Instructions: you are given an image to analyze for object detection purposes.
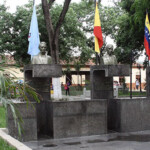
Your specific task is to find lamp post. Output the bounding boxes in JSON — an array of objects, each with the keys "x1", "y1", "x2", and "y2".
[{"x1": 137, "y1": 64, "x2": 142, "y2": 93}]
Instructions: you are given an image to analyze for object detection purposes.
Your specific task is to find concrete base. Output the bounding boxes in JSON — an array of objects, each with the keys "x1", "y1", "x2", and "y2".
[
  {"x1": 7, "y1": 102, "x2": 37, "y2": 142},
  {"x1": 49, "y1": 100, "x2": 107, "y2": 138},
  {"x1": 90, "y1": 65, "x2": 130, "y2": 100},
  {"x1": 7, "y1": 100, "x2": 107, "y2": 141},
  {"x1": 108, "y1": 98, "x2": 150, "y2": 132}
]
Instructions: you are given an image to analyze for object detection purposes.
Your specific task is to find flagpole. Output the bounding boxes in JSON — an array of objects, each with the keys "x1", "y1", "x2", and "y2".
[
  {"x1": 130, "y1": 49, "x2": 132, "y2": 99},
  {"x1": 95, "y1": 1, "x2": 98, "y2": 65},
  {"x1": 95, "y1": 0, "x2": 99, "y2": 65},
  {"x1": 148, "y1": 55, "x2": 149, "y2": 67}
]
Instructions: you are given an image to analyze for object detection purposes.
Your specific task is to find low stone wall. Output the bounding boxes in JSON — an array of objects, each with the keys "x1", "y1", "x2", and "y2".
[
  {"x1": 7, "y1": 100, "x2": 107, "y2": 141},
  {"x1": 7, "y1": 102, "x2": 37, "y2": 142},
  {"x1": 49, "y1": 100, "x2": 107, "y2": 138},
  {"x1": 108, "y1": 98, "x2": 150, "y2": 132}
]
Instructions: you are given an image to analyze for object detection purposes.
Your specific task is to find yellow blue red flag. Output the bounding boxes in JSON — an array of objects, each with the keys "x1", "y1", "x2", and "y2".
[
  {"x1": 144, "y1": 12, "x2": 150, "y2": 59},
  {"x1": 93, "y1": 3, "x2": 103, "y2": 53}
]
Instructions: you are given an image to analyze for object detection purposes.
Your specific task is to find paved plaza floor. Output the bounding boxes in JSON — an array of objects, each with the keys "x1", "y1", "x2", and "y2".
[{"x1": 24, "y1": 130, "x2": 150, "y2": 150}]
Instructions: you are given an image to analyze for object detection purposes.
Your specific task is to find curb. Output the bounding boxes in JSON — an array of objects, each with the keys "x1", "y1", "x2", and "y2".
[{"x1": 0, "y1": 128, "x2": 32, "y2": 150}]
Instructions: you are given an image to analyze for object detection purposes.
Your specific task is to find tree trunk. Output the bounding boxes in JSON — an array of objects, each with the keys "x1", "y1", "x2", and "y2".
[
  {"x1": 41, "y1": 0, "x2": 71, "y2": 64},
  {"x1": 41, "y1": 0, "x2": 55, "y2": 63}
]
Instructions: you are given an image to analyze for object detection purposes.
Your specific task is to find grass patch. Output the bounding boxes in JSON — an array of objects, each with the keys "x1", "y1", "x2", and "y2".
[
  {"x1": 0, "y1": 138, "x2": 16, "y2": 150},
  {"x1": 118, "y1": 90, "x2": 146, "y2": 97},
  {"x1": 0, "y1": 107, "x2": 16, "y2": 150},
  {"x1": 0, "y1": 106, "x2": 6, "y2": 128},
  {"x1": 62, "y1": 86, "x2": 83, "y2": 96}
]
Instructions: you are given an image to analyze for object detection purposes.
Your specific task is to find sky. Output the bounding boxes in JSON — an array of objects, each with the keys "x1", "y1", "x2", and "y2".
[{"x1": 1, "y1": 0, "x2": 114, "y2": 13}]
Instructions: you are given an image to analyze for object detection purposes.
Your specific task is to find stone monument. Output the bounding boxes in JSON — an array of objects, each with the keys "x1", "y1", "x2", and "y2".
[
  {"x1": 31, "y1": 41, "x2": 62, "y2": 100},
  {"x1": 31, "y1": 42, "x2": 52, "y2": 64},
  {"x1": 100, "y1": 44, "x2": 117, "y2": 65},
  {"x1": 91, "y1": 44, "x2": 126, "y2": 99},
  {"x1": 7, "y1": 41, "x2": 108, "y2": 141},
  {"x1": 7, "y1": 42, "x2": 62, "y2": 141}
]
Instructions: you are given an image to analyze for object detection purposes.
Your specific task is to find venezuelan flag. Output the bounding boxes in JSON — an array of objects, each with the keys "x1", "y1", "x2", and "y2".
[
  {"x1": 144, "y1": 13, "x2": 150, "y2": 59},
  {"x1": 93, "y1": 3, "x2": 103, "y2": 53}
]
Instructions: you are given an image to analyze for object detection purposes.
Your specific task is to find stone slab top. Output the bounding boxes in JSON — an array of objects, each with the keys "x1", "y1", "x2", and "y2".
[
  {"x1": 24, "y1": 64, "x2": 62, "y2": 77},
  {"x1": 112, "y1": 97, "x2": 148, "y2": 101},
  {"x1": 0, "y1": 128, "x2": 32, "y2": 150},
  {"x1": 49, "y1": 99, "x2": 107, "y2": 103},
  {"x1": 90, "y1": 65, "x2": 130, "y2": 77}
]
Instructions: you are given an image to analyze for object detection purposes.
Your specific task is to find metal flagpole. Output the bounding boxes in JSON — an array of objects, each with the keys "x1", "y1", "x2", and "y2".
[
  {"x1": 95, "y1": 0, "x2": 100, "y2": 65},
  {"x1": 148, "y1": 55, "x2": 149, "y2": 67},
  {"x1": 130, "y1": 49, "x2": 132, "y2": 99}
]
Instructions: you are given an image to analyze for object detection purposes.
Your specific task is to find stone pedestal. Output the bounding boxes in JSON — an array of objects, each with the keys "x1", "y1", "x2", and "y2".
[
  {"x1": 24, "y1": 64, "x2": 62, "y2": 101},
  {"x1": 7, "y1": 65, "x2": 62, "y2": 141},
  {"x1": 146, "y1": 67, "x2": 150, "y2": 98},
  {"x1": 90, "y1": 65, "x2": 130, "y2": 100},
  {"x1": 7, "y1": 102, "x2": 37, "y2": 141},
  {"x1": 47, "y1": 100, "x2": 107, "y2": 138},
  {"x1": 108, "y1": 98, "x2": 150, "y2": 132},
  {"x1": 24, "y1": 64, "x2": 62, "y2": 139}
]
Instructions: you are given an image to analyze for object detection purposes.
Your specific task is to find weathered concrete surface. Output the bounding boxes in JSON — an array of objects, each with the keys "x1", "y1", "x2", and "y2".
[
  {"x1": 24, "y1": 64, "x2": 62, "y2": 78},
  {"x1": 47, "y1": 100, "x2": 107, "y2": 138},
  {"x1": 7, "y1": 100, "x2": 107, "y2": 141},
  {"x1": 90, "y1": 65, "x2": 130, "y2": 100},
  {"x1": 91, "y1": 69, "x2": 113, "y2": 99},
  {"x1": 24, "y1": 64, "x2": 62, "y2": 102},
  {"x1": 146, "y1": 67, "x2": 150, "y2": 98},
  {"x1": 90, "y1": 65, "x2": 130, "y2": 77},
  {"x1": 7, "y1": 102, "x2": 37, "y2": 141},
  {"x1": 108, "y1": 98, "x2": 150, "y2": 132},
  {"x1": 24, "y1": 130, "x2": 150, "y2": 150},
  {"x1": 25, "y1": 70, "x2": 51, "y2": 101}
]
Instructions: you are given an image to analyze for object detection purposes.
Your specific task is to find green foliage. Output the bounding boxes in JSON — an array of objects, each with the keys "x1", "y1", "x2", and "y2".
[
  {"x1": 0, "y1": 107, "x2": 6, "y2": 128},
  {"x1": 114, "y1": 0, "x2": 150, "y2": 64},
  {"x1": 118, "y1": 90, "x2": 146, "y2": 97},
  {"x1": 0, "y1": 4, "x2": 14, "y2": 54},
  {"x1": 2, "y1": 0, "x2": 148, "y2": 65},
  {"x1": 74, "y1": 61, "x2": 82, "y2": 72},
  {"x1": 0, "y1": 1, "x2": 94, "y2": 65},
  {"x1": 0, "y1": 56, "x2": 40, "y2": 136},
  {"x1": 0, "y1": 138, "x2": 16, "y2": 150}
]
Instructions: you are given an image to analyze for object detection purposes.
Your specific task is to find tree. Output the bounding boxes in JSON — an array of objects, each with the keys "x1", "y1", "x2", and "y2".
[
  {"x1": 0, "y1": 4, "x2": 14, "y2": 55},
  {"x1": 74, "y1": 60, "x2": 82, "y2": 89},
  {"x1": 0, "y1": 1, "x2": 126, "y2": 65},
  {"x1": 0, "y1": 1, "x2": 94, "y2": 65},
  {"x1": 41, "y1": 0, "x2": 72, "y2": 64},
  {"x1": 114, "y1": 0, "x2": 150, "y2": 64}
]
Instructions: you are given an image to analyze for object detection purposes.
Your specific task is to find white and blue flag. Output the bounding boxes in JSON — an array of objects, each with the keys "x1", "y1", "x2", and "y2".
[{"x1": 28, "y1": 4, "x2": 40, "y2": 56}]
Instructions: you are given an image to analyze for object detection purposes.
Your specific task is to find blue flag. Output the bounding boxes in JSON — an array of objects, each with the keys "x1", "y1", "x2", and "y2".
[{"x1": 28, "y1": 4, "x2": 40, "y2": 56}]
